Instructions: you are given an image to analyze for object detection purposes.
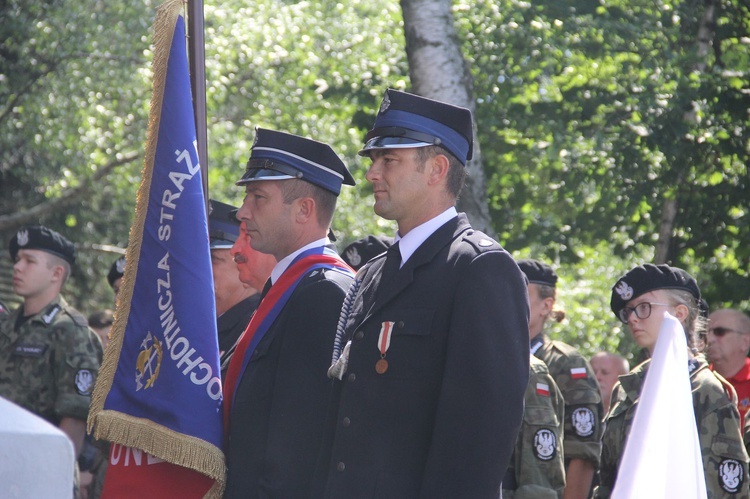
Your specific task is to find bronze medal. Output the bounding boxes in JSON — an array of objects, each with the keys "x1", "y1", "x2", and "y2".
[{"x1": 375, "y1": 358, "x2": 389, "y2": 374}]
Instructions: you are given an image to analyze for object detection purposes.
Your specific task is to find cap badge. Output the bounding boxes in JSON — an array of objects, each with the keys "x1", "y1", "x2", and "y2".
[
  {"x1": 615, "y1": 281, "x2": 633, "y2": 300},
  {"x1": 116, "y1": 257, "x2": 126, "y2": 274},
  {"x1": 345, "y1": 247, "x2": 362, "y2": 267},
  {"x1": 17, "y1": 229, "x2": 29, "y2": 247},
  {"x1": 379, "y1": 93, "x2": 391, "y2": 113}
]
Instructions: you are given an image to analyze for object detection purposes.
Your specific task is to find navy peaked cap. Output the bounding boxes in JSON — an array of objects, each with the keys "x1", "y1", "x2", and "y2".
[
  {"x1": 208, "y1": 199, "x2": 241, "y2": 249},
  {"x1": 359, "y1": 88, "x2": 474, "y2": 165},
  {"x1": 236, "y1": 128, "x2": 355, "y2": 195},
  {"x1": 517, "y1": 259, "x2": 558, "y2": 287},
  {"x1": 9, "y1": 225, "x2": 76, "y2": 265},
  {"x1": 610, "y1": 264, "x2": 700, "y2": 318},
  {"x1": 108, "y1": 256, "x2": 126, "y2": 287}
]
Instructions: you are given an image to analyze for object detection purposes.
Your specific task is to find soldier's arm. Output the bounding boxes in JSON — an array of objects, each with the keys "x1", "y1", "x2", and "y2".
[
  {"x1": 563, "y1": 459, "x2": 595, "y2": 499},
  {"x1": 59, "y1": 416, "x2": 86, "y2": 457}
]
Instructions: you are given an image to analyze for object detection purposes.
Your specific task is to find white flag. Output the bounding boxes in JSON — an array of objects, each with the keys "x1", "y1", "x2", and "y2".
[{"x1": 612, "y1": 312, "x2": 707, "y2": 499}]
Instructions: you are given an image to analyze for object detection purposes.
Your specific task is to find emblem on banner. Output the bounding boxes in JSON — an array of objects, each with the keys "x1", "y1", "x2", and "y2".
[{"x1": 136, "y1": 332, "x2": 163, "y2": 390}]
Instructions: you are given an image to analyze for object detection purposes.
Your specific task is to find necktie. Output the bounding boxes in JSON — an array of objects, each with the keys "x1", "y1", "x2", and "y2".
[
  {"x1": 260, "y1": 278, "x2": 273, "y2": 301},
  {"x1": 379, "y1": 241, "x2": 401, "y2": 284}
]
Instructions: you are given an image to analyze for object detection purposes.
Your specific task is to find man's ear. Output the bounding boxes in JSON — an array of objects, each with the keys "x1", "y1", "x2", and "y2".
[
  {"x1": 295, "y1": 197, "x2": 315, "y2": 223},
  {"x1": 427, "y1": 153, "x2": 450, "y2": 186}
]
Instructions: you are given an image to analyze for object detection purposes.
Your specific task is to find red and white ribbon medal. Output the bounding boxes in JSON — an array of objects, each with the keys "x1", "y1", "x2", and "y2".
[{"x1": 376, "y1": 321, "x2": 395, "y2": 374}]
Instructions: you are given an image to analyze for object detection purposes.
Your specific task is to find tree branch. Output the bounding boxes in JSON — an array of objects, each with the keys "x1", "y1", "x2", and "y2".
[{"x1": 0, "y1": 151, "x2": 141, "y2": 231}]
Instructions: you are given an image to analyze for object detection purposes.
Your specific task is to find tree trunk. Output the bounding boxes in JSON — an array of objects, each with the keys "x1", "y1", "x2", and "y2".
[
  {"x1": 655, "y1": 0, "x2": 716, "y2": 263},
  {"x1": 400, "y1": 0, "x2": 494, "y2": 236}
]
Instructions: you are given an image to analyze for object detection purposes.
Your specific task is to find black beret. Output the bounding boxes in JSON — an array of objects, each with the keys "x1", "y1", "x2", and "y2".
[
  {"x1": 517, "y1": 259, "x2": 558, "y2": 287},
  {"x1": 359, "y1": 88, "x2": 474, "y2": 165},
  {"x1": 9, "y1": 225, "x2": 76, "y2": 265},
  {"x1": 237, "y1": 128, "x2": 355, "y2": 196},
  {"x1": 610, "y1": 264, "x2": 700, "y2": 318},
  {"x1": 341, "y1": 235, "x2": 393, "y2": 271},
  {"x1": 208, "y1": 199, "x2": 241, "y2": 249},
  {"x1": 107, "y1": 256, "x2": 126, "y2": 288}
]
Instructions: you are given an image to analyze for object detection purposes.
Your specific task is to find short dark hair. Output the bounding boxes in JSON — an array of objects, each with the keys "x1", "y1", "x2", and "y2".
[
  {"x1": 415, "y1": 146, "x2": 466, "y2": 199},
  {"x1": 88, "y1": 309, "x2": 115, "y2": 329},
  {"x1": 279, "y1": 178, "x2": 337, "y2": 228}
]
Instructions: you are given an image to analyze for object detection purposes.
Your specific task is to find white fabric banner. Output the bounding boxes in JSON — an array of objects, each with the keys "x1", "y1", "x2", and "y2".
[{"x1": 612, "y1": 312, "x2": 707, "y2": 499}]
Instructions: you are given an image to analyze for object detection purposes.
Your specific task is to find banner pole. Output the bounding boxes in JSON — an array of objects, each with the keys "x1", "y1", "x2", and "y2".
[{"x1": 187, "y1": 0, "x2": 209, "y2": 213}]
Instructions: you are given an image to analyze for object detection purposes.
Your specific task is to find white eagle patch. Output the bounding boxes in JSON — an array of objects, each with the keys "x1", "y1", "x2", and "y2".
[
  {"x1": 719, "y1": 458, "x2": 744, "y2": 493},
  {"x1": 533, "y1": 429, "x2": 557, "y2": 461},
  {"x1": 75, "y1": 369, "x2": 94, "y2": 395},
  {"x1": 571, "y1": 407, "x2": 595, "y2": 437}
]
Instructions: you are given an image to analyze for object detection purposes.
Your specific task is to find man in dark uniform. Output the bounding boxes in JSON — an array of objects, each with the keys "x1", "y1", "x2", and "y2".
[
  {"x1": 222, "y1": 128, "x2": 356, "y2": 498},
  {"x1": 318, "y1": 89, "x2": 530, "y2": 498},
  {"x1": 0, "y1": 225, "x2": 102, "y2": 495},
  {"x1": 208, "y1": 198, "x2": 269, "y2": 372},
  {"x1": 518, "y1": 259, "x2": 603, "y2": 499}
]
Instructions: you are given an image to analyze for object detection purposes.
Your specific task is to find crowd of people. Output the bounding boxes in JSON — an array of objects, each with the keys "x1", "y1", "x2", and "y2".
[{"x1": 1, "y1": 88, "x2": 750, "y2": 498}]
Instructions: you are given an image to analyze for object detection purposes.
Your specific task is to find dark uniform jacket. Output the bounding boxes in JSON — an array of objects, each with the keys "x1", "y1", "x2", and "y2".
[
  {"x1": 224, "y1": 263, "x2": 353, "y2": 498},
  {"x1": 318, "y1": 213, "x2": 530, "y2": 498},
  {"x1": 218, "y1": 293, "x2": 260, "y2": 375}
]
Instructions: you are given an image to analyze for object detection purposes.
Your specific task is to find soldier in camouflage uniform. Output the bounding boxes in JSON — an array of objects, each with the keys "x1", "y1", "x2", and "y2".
[
  {"x1": 504, "y1": 355, "x2": 566, "y2": 499},
  {"x1": 595, "y1": 264, "x2": 749, "y2": 498},
  {"x1": 518, "y1": 259, "x2": 603, "y2": 499},
  {"x1": 0, "y1": 225, "x2": 102, "y2": 493}
]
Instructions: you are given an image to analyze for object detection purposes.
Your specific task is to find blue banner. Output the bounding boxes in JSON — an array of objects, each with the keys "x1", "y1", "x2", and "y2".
[{"x1": 89, "y1": 6, "x2": 224, "y2": 489}]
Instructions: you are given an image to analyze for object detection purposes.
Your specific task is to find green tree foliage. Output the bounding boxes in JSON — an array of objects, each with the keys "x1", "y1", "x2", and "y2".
[
  {"x1": 1, "y1": 0, "x2": 747, "y2": 360},
  {"x1": 0, "y1": 0, "x2": 156, "y2": 307}
]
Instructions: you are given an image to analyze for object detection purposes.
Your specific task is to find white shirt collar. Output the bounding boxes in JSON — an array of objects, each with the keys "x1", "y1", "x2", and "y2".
[
  {"x1": 270, "y1": 237, "x2": 329, "y2": 284},
  {"x1": 394, "y1": 207, "x2": 457, "y2": 267}
]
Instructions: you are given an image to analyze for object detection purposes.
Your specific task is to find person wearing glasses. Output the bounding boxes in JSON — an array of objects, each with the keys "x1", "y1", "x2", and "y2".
[
  {"x1": 596, "y1": 264, "x2": 749, "y2": 498},
  {"x1": 706, "y1": 309, "x2": 750, "y2": 428}
]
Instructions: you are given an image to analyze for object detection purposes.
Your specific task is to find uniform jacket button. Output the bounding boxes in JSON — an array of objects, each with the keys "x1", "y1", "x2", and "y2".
[
  {"x1": 347, "y1": 373, "x2": 356, "y2": 383},
  {"x1": 336, "y1": 462, "x2": 346, "y2": 472},
  {"x1": 354, "y1": 330, "x2": 364, "y2": 341},
  {"x1": 342, "y1": 417, "x2": 351, "y2": 427},
  {"x1": 397, "y1": 321, "x2": 405, "y2": 328}
]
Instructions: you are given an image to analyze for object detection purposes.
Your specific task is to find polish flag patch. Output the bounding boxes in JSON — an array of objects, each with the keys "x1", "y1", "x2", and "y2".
[
  {"x1": 536, "y1": 383, "x2": 550, "y2": 396},
  {"x1": 570, "y1": 367, "x2": 587, "y2": 379}
]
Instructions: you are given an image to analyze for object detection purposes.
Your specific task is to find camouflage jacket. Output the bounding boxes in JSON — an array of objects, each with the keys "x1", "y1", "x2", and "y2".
[
  {"x1": 532, "y1": 334, "x2": 604, "y2": 466},
  {"x1": 0, "y1": 296, "x2": 102, "y2": 424},
  {"x1": 596, "y1": 356, "x2": 749, "y2": 498},
  {"x1": 504, "y1": 355, "x2": 566, "y2": 499}
]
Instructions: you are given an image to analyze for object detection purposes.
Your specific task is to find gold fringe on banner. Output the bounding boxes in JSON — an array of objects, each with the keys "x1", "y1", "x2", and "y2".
[{"x1": 87, "y1": 0, "x2": 225, "y2": 496}]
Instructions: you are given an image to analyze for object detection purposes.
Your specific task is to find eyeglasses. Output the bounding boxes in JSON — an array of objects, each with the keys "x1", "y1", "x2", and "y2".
[
  {"x1": 617, "y1": 302, "x2": 672, "y2": 324},
  {"x1": 708, "y1": 327, "x2": 749, "y2": 337}
]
